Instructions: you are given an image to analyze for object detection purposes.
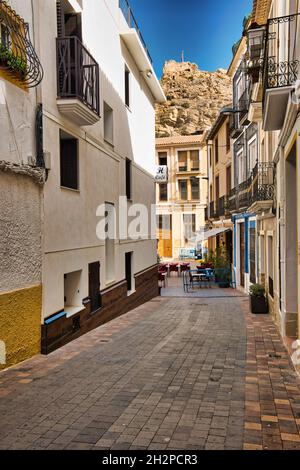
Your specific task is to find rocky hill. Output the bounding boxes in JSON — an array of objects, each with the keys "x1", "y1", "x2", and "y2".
[{"x1": 156, "y1": 61, "x2": 232, "y2": 137}]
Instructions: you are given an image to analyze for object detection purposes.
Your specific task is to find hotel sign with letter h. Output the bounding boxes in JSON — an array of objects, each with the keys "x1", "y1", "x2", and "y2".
[{"x1": 155, "y1": 165, "x2": 168, "y2": 183}]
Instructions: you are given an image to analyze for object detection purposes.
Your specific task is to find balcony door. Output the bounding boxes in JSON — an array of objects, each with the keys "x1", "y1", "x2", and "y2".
[
  {"x1": 215, "y1": 175, "x2": 220, "y2": 201},
  {"x1": 57, "y1": 1, "x2": 82, "y2": 40}
]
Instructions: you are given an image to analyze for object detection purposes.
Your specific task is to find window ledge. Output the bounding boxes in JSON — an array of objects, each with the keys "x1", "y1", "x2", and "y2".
[
  {"x1": 104, "y1": 138, "x2": 114, "y2": 148},
  {"x1": 60, "y1": 186, "x2": 80, "y2": 193},
  {"x1": 64, "y1": 305, "x2": 85, "y2": 318},
  {"x1": 127, "y1": 289, "x2": 136, "y2": 297}
]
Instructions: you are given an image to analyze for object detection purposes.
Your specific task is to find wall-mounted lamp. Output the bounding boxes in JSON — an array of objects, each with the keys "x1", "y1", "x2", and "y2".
[
  {"x1": 146, "y1": 69, "x2": 153, "y2": 78},
  {"x1": 220, "y1": 106, "x2": 241, "y2": 115}
]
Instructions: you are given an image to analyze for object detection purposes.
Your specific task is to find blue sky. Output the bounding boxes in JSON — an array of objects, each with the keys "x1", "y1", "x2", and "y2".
[{"x1": 128, "y1": 0, "x2": 252, "y2": 77}]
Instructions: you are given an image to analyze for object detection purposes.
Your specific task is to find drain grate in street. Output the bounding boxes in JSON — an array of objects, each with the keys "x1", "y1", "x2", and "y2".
[{"x1": 267, "y1": 353, "x2": 282, "y2": 359}]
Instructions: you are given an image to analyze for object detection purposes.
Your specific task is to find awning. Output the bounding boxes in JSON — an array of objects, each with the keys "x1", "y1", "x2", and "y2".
[{"x1": 196, "y1": 227, "x2": 231, "y2": 242}]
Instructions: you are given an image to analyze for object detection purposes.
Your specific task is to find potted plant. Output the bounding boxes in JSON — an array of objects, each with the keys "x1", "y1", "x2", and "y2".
[
  {"x1": 0, "y1": 43, "x2": 27, "y2": 80},
  {"x1": 205, "y1": 247, "x2": 231, "y2": 287},
  {"x1": 249, "y1": 283, "x2": 269, "y2": 314}
]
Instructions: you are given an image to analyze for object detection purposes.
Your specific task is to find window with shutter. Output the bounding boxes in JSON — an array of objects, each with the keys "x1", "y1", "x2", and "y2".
[
  {"x1": 60, "y1": 130, "x2": 79, "y2": 190},
  {"x1": 126, "y1": 158, "x2": 132, "y2": 200},
  {"x1": 125, "y1": 66, "x2": 130, "y2": 107}
]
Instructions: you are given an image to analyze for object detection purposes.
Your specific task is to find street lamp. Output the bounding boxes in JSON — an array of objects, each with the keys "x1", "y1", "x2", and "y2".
[{"x1": 220, "y1": 106, "x2": 241, "y2": 115}]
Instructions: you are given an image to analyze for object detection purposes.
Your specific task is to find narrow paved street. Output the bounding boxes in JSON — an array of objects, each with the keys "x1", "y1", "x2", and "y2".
[{"x1": 0, "y1": 292, "x2": 300, "y2": 450}]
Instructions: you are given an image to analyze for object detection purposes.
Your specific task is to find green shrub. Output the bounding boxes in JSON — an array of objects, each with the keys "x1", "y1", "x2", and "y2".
[
  {"x1": 0, "y1": 44, "x2": 27, "y2": 79},
  {"x1": 249, "y1": 283, "x2": 265, "y2": 297}
]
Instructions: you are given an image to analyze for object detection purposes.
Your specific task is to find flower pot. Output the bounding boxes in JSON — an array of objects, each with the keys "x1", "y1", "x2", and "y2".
[{"x1": 250, "y1": 295, "x2": 269, "y2": 314}]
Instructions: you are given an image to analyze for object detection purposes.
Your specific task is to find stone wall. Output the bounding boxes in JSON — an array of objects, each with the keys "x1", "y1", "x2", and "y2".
[{"x1": 156, "y1": 61, "x2": 232, "y2": 137}]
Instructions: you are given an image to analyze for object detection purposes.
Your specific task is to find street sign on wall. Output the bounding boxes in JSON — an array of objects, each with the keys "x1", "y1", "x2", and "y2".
[{"x1": 155, "y1": 165, "x2": 168, "y2": 183}]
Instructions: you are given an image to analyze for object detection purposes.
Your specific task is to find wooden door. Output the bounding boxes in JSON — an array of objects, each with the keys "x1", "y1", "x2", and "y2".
[
  {"x1": 240, "y1": 223, "x2": 245, "y2": 287},
  {"x1": 125, "y1": 252, "x2": 132, "y2": 291},
  {"x1": 89, "y1": 262, "x2": 101, "y2": 312}
]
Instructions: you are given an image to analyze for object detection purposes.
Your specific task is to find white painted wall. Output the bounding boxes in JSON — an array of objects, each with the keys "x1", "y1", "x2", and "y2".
[
  {"x1": 0, "y1": 1, "x2": 42, "y2": 293},
  {"x1": 36, "y1": 0, "x2": 158, "y2": 318}
]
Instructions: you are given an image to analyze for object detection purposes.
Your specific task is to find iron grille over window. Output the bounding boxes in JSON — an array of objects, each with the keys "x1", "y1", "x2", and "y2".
[{"x1": 0, "y1": 0, "x2": 43, "y2": 87}]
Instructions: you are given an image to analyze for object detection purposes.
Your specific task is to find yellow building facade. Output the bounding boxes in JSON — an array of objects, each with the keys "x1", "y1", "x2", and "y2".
[
  {"x1": 156, "y1": 135, "x2": 208, "y2": 260},
  {"x1": 206, "y1": 114, "x2": 233, "y2": 263}
]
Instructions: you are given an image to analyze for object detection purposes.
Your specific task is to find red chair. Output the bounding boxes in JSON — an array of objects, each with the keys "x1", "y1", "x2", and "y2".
[
  {"x1": 180, "y1": 263, "x2": 190, "y2": 273},
  {"x1": 169, "y1": 263, "x2": 179, "y2": 276}
]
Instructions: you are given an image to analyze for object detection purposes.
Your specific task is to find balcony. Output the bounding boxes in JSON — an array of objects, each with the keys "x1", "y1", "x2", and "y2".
[
  {"x1": 263, "y1": 12, "x2": 300, "y2": 131},
  {"x1": 209, "y1": 201, "x2": 219, "y2": 219},
  {"x1": 228, "y1": 163, "x2": 275, "y2": 214},
  {"x1": 228, "y1": 188, "x2": 237, "y2": 212},
  {"x1": 0, "y1": 1, "x2": 43, "y2": 88},
  {"x1": 56, "y1": 37, "x2": 100, "y2": 126},
  {"x1": 218, "y1": 195, "x2": 230, "y2": 217},
  {"x1": 119, "y1": 0, "x2": 152, "y2": 63},
  {"x1": 248, "y1": 162, "x2": 275, "y2": 213},
  {"x1": 230, "y1": 60, "x2": 250, "y2": 136}
]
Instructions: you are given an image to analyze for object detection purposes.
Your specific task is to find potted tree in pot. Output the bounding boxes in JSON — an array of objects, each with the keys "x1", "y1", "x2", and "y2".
[{"x1": 249, "y1": 283, "x2": 269, "y2": 314}]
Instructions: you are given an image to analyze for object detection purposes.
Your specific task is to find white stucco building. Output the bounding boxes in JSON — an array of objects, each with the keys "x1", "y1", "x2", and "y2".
[{"x1": 0, "y1": 0, "x2": 165, "y2": 359}]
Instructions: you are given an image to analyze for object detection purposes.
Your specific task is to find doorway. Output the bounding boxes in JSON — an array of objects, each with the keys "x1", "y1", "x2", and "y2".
[
  {"x1": 125, "y1": 252, "x2": 133, "y2": 293},
  {"x1": 240, "y1": 222, "x2": 245, "y2": 287},
  {"x1": 285, "y1": 142, "x2": 298, "y2": 337},
  {"x1": 89, "y1": 262, "x2": 101, "y2": 312}
]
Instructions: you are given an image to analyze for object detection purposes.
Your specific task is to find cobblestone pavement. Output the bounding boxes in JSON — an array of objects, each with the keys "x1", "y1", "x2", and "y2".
[{"x1": 0, "y1": 293, "x2": 300, "y2": 450}]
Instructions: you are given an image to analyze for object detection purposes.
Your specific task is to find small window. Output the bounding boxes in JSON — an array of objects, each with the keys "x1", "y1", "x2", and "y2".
[
  {"x1": 158, "y1": 152, "x2": 167, "y2": 166},
  {"x1": 183, "y1": 214, "x2": 196, "y2": 243},
  {"x1": 191, "y1": 178, "x2": 199, "y2": 200},
  {"x1": 178, "y1": 151, "x2": 188, "y2": 172},
  {"x1": 215, "y1": 175, "x2": 220, "y2": 200},
  {"x1": 157, "y1": 215, "x2": 172, "y2": 230},
  {"x1": 125, "y1": 66, "x2": 130, "y2": 107},
  {"x1": 226, "y1": 122, "x2": 230, "y2": 152},
  {"x1": 226, "y1": 165, "x2": 231, "y2": 195},
  {"x1": 179, "y1": 180, "x2": 188, "y2": 200},
  {"x1": 126, "y1": 158, "x2": 132, "y2": 200},
  {"x1": 60, "y1": 130, "x2": 79, "y2": 190},
  {"x1": 159, "y1": 183, "x2": 168, "y2": 201},
  {"x1": 190, "y1": 150, "x2": 199, "y2": 171},
  {"x1": 215, "y1": 137, "x2": 219, "y2": 164},
  {"x1": 104, "y1": 102, "x2": 114, "y2": 145},
  {"x1": 64, "y1": 270, "x2": 82, "y2": 311}
]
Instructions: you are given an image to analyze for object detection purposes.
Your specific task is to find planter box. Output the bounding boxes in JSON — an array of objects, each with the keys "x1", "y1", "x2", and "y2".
[{"x1": 250, "y1": 295, "x2": 269, "y2": 314}]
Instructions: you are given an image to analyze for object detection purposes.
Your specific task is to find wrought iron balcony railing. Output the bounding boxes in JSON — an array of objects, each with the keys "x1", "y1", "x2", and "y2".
[
  {"x1": 218, "y1": 195, "x2": 230, "y2": 217},
  {"x1": 228, "y1": 188, "x2": 237, "y2": 212},
  {"x1": 228, "y1": 162, "x2": 275, "y2": 214},
  {"x1": 0, "y1": 0, "x2": 43, "y2": 87},
  {"x1": 209, "y1": 201, "x2": 219, "y2": 219},
  {"x1": 264, "y1": 12, "x2": 300, "y2": 90},
  {"x1": 57, "y1": 36, "x2": 100, "y2": 116},
  {"x1": 249, "y1": 162, "x2": 275, "y2": 205},
  {"x1": 119, "y1": 0, "x2": 152, "y2": 63}
]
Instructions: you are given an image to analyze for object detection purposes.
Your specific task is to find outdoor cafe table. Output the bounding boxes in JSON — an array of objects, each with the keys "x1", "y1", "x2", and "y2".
[{"x1": 190, "y1": 271, "x2": 209, "y2": 288}]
